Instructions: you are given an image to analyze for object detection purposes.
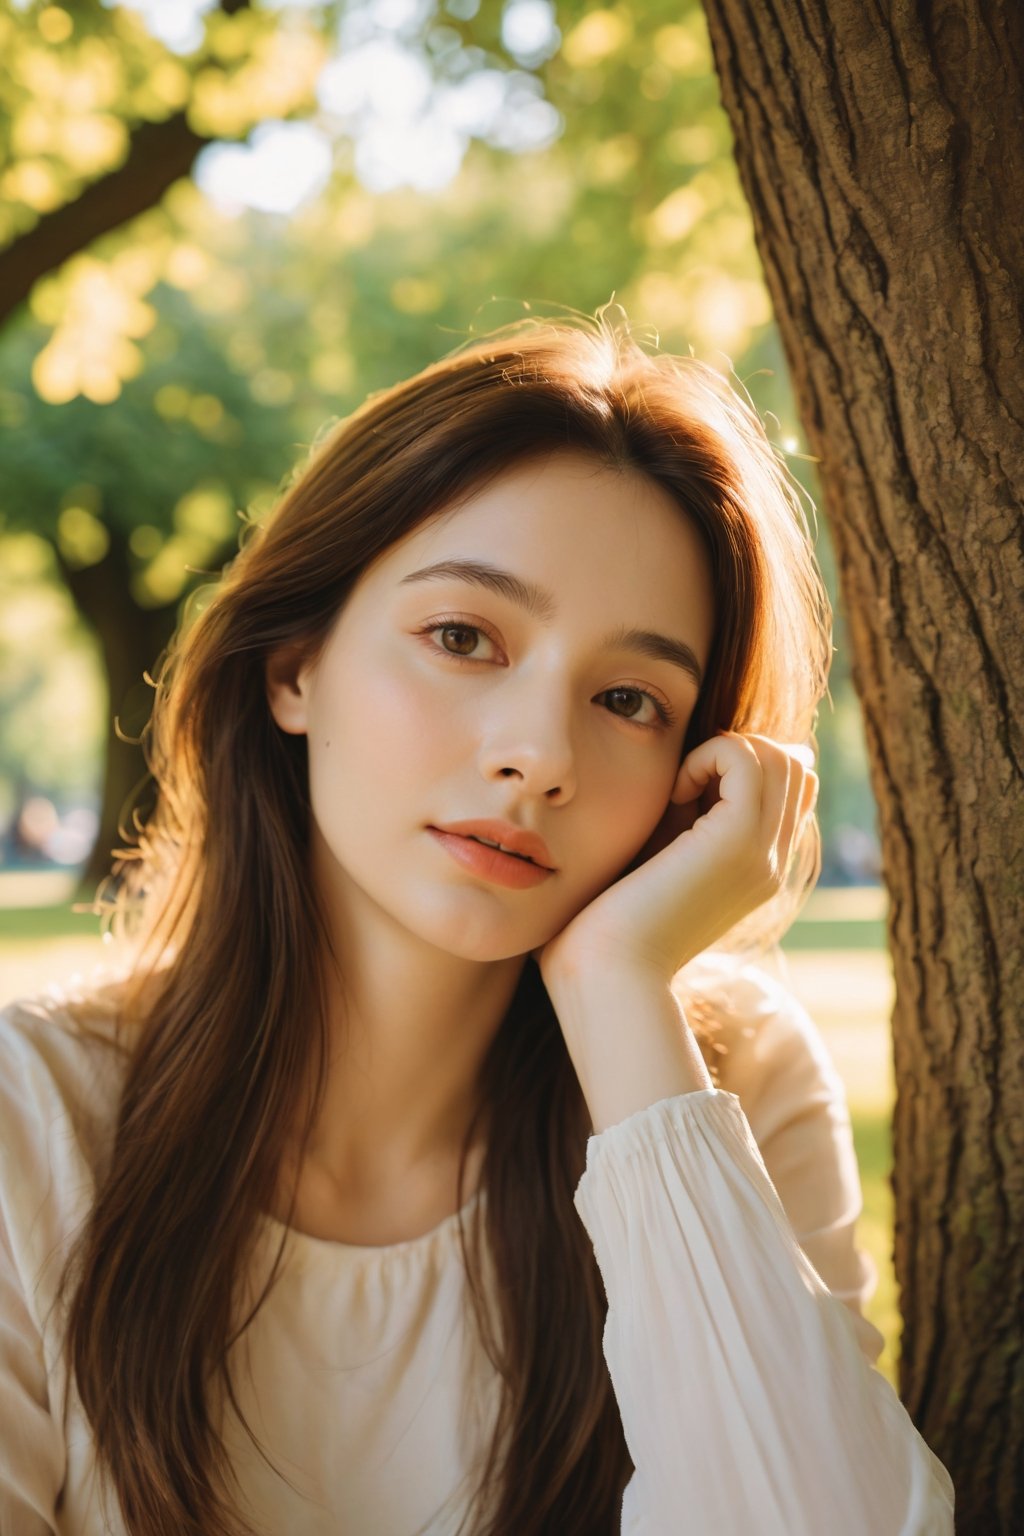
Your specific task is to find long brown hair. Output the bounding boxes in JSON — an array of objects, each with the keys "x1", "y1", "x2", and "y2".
[{"x1": 56, "y1": 305, "x2": 831, "y2": 1533}]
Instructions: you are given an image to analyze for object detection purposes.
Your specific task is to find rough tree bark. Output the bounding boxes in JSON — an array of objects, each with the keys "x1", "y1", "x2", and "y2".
[{"x1": 699, "y1": 1, "x2": 1023, "y2": 1529}]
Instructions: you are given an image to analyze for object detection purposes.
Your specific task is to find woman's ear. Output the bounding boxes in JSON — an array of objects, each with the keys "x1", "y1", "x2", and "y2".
[{"x1": 265, "y1": 643, "x2": 312, "y2": 735}]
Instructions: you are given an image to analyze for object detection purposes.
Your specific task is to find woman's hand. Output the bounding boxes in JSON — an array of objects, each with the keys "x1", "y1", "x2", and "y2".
[{"x1": 532, "y1": 730, "x2": 819, "y2": 986}]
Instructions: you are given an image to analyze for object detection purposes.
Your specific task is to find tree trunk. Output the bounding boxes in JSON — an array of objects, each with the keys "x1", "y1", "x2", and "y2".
[
  {"x1": 57, "y1": 535, "x2": 176, "y2": 903},
  {"x1": 699, "y1": 1, "x2": 1024, "y2": 1529}
]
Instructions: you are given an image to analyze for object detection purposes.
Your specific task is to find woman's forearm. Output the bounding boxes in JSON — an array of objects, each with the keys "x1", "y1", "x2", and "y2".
[{"x1": 543, "y1": 964, "x2": 714, "y2": 1133}]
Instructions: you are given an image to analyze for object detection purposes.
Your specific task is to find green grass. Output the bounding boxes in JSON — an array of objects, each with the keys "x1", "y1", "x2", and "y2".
[
  {"x1": 848, "y1": 1109, "x2": 898, "y2": 1385},
  {"x1": 783, "y1": 916, "x2": 888, "y2": 950},
  {"x1": 0, "y1": 902, "x2": 105, "y2": 939}
]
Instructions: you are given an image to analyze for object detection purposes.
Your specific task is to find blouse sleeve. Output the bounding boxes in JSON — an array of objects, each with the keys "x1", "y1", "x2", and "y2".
[
  {"x1": 0, "y1": 1009, "x2": 67, "y2": 1534},
  {"x1": 571, "y1": 963, "x2": 956, "y2": 1536},
  {"x1": 0, "y1": 1205, "x2": 62, "y2": 1534},
  {"x1": 696, "y1": 957, "x2": 887, "y2": 1364}
]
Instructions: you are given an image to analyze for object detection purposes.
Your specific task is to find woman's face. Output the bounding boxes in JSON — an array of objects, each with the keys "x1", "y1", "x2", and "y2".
[{"x1": 267, "y1": 449, "x2": 715, "y2": 963}]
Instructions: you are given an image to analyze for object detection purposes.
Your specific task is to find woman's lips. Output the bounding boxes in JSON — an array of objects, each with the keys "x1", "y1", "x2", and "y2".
[{"x1": 427, "y1": 828, "x2": 554, "y2": 889}]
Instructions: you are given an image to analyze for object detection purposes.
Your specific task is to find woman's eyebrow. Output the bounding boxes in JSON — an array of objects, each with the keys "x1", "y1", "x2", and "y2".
[{"x1": 398, "y1": 558, "x2": 704, "y2": 689}]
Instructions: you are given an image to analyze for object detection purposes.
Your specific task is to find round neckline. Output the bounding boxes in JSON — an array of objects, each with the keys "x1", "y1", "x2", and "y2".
[{"x1": 258, "y1": 1183, "x2": 485, "y2": 1261}]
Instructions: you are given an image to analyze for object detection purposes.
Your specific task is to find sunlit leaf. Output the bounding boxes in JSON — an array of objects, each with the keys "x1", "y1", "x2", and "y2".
[
  {"x1": 1, "y1": 160, "x2": 65, "y2": 214},
  {"x1": 128, "y1": 524, "x2": 162, "y2": 559},
  {"x1": 57, "y1": 114, "x2": 130, "y2": 177},
  {"x1": 309, "y1": 352, "x2": 355, "y2": 393},
  {"x1": 133, "y1": 533, "x2": 194, "y2": 606},
  {"x1": 164, "y1": 243, "x2": 212, "y2": 291},
  {"x1": 0, "y1": 534, "x2": 57, "y2": 584},
  {"x1": 654, "y1": 21, "x2": 711, "y2": 74},
  {"x1": 646, "y1": 184, "x2": 705, "y2": 246},
  {"x1": 561, "y1": 8, "x2": 632, "y2": 68},
  {"x1": 153, "y1": 383, "x2": 191, "y2": 419},
  {"x1": 37, "y1": 7, "x2": 74, "y2": 47},
  {"x1": 583, "y1": 132, "x2": 639, "y2": 187},
  {"x1": 56, "y1": 505, "x2": 110, "y2": 569},
  {"x1": 173, "y1": 481, "x2": 235, "y2": 543}
]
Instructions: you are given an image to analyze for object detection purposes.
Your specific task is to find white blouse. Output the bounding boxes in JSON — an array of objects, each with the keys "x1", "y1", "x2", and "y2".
[{"x1": 0, "y1": 953, "x2": 955, "y2": 1534}]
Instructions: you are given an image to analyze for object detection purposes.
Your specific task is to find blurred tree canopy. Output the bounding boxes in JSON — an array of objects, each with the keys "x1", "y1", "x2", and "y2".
[{"x1": 0, "y1": 0, "x2": 877, "y2": 890}]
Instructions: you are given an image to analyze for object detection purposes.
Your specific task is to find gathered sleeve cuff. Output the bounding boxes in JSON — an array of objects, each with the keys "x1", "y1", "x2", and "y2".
[{"x1": 573, "y1": 1089, "x2": 955, "y2": 1535}]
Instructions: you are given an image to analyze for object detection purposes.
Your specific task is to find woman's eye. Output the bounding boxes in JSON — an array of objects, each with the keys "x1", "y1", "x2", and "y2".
[
  {"x1": 425, "y1": 622, "x2": 493, "y2": 660},
  {"x1": 601, "y1": 687, "x2": 674, "y2": 729},
  {"x1": 417, "y1": 621, "x2": 675, "y2": 730}
]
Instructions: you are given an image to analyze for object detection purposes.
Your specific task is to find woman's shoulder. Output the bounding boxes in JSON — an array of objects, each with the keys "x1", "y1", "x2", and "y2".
[
  {"x1": 0, "y1": 968, "x2": 134, "y2": 1204},
  {"x1": 672, "y1": 947, "x2": 847, "y2": 1114},
  {"x1": 1, "y1": 963, "x2": 131, "y2": 1074},
  {"x1": 0, "y1": 969, "x2": 142, "y2": 1311}
]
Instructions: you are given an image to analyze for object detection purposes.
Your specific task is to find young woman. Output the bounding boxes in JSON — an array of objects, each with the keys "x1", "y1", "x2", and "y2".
[{"x1": 0, "y1": 308, "x2": 954, "y2": 1534}]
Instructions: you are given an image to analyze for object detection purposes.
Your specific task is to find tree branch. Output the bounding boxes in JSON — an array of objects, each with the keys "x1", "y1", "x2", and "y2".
[
  {"x1": 0, "y1": 114, "x2": 214, "y2": 328},
  {"x1": 0, "y1": 0, "x2": 254, "y2": 328}
]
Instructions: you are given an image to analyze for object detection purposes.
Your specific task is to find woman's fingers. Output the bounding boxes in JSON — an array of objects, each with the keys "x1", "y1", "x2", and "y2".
[
  {"x1": 731, "y1": 733, "x2": 817, "y2": 885},
  {"x1": 775, "y1": 746, "x2": 817, "y2": 878},
  {"x1": 672, "y1": 730, "x2": 759, "y2": 814},
  {"x1": 738, "y1": 734, "x2": 794, "y2": 883},
  {"x1": 672, "y1": 731, "x2": 818, "y2": 896}
]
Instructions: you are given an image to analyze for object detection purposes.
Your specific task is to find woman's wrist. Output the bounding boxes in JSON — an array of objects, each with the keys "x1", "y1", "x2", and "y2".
[{"x1": 541, "y1": 963, "x2": 715, "y2": 1134}]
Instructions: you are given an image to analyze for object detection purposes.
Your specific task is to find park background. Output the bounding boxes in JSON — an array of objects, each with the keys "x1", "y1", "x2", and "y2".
[{"x1": 1, "y1": 0, "x2": 897, "y2": 1381}]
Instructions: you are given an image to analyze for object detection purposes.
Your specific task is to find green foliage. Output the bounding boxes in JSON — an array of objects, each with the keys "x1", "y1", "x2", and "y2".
[
  {"x1": 0, "y1": 537, "x2": 105, "y2": 809},
  {"x1": 0, "y1": 276, "x2": 304, "y2": 603},
  {"x1": 0, "y1": 0, "x2": 876, "y2": 872},
  {"x1": 0, "y1": 0, "x2": 175, "y2": 246}
]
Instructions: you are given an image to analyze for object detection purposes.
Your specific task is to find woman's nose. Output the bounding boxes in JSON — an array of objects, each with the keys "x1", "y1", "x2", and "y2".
[{"x1": 477, "y1": 686, "x2": 577, "y2": 801}]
